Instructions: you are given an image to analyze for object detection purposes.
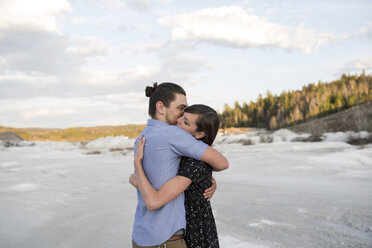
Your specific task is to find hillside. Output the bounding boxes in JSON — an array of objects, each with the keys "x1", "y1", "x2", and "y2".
[
  {"x1": 0, "y1": 124, "x2": 146, "y2": 142},
  {"x1": 220, "y1": 73, "x2": 372, "y2": 129},
  {"x1": 289, "y1": 102, "x2": 372, "y2": 134}
]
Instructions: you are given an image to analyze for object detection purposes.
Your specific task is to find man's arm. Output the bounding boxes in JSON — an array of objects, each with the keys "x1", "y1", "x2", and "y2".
[
  {"x1": 200, "y1": 146, "x2": 229, "y2": 171},
  {"x1": 134, "y1": 136, "x2": 192, "y2": 211}
]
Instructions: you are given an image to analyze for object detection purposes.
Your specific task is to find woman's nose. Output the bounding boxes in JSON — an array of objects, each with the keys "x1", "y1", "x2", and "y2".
[{"x1": 176, "y1": 117, "x2": 183, "y2": 125}]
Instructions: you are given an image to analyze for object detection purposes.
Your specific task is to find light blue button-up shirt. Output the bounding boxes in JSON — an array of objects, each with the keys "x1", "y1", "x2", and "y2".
[{"x1": 132, "y1": 119, "x2": 208, "y2": 246}]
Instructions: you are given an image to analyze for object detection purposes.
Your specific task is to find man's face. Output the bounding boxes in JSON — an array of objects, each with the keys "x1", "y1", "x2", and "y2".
[{"x1": 164, "y1": 93, "x2": 188, "y2": 125}]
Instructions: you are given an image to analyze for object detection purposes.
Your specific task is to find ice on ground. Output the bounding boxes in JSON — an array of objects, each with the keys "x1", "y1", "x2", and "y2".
[
  {"x1": 215, "y1": 129, "x2": 371, "y2": 146},
  {"x1": 249, "y1": 219, "x2": 287, "y2": 227},
  {"x1": 9, "y1": 183, "x2": 40, "y2": 192},
  {"x1": 323, "y1": 131, "x2": 370, "y2": 142},
  {"x1": 296, "y1": 208, "x2": 308, "y2": 213},
  {"x1": 31, "y1": 141, "x2": 79, "y2": 151},
  {"x1": 1, "y1": 131, "x2": 372, "y2": 248},
  {"x1": 1, "y1": 161, "x2": 19, "y2": 167},
  {"x1": 215, "y1": 128, "x2": 312, "y2": 145},
  {"x1": 272, "y1": 129, "x2": 299, "y2": 142},
  {"x1": 83, "y1": 135, "x2": 135, "y2": 153},
  {"x1": 219, "y1": 235, "x2": 269, "y2": 248}
]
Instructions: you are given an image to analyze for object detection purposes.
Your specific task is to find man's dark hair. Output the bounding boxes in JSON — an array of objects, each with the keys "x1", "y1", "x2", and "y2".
[
  {"x1": 184, "y1": 104, "x2": 220, "y2": 146},
  {"x1": 145, "y1": 82, "x2": 186, "y2": 118}
]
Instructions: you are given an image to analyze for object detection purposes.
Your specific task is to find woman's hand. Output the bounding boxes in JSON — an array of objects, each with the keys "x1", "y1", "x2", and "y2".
[
  {"x1": 129, "y1": 173, "x2": 139, "y2": 189},
  {"x1": 203, "y1": 177, "x2": 217, "y2": 201},
  {"x1": 134, "y1": 135, "x2": 146, "y2": 167}
]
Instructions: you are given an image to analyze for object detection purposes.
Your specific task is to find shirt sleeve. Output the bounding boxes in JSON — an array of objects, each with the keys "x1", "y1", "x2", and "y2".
[{"x1": 167, "y1": 126, "x2": 208, "y2": 160}]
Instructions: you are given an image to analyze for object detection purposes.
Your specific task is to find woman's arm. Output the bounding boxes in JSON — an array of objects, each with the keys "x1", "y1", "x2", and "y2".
[
  {"x1": 135, "y1": 136, "x2": 192, "y2": 211},
  {"x1": 129, "y1": 173, "x2": 138, "y2": 189}
]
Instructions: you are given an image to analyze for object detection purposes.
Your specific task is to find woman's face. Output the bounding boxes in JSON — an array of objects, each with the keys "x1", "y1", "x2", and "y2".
[{"x1": 176, "y1": 112, "x2": 199, "y2": 138}]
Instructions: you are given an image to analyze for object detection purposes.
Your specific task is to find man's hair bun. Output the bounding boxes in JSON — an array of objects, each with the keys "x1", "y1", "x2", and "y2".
[{"x1": 145, "y1": 82, "x2": 158, "y2": 97}]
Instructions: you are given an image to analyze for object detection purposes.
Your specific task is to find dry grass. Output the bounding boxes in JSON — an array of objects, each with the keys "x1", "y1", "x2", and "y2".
[{"x1": 0, "y1": 124, "x2": 146, "y2": 142}]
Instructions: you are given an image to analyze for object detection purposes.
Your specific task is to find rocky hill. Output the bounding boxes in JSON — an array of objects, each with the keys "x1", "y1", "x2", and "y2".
[{"x1": 289, "y1": 102, "x2": 372, "y2": 135}]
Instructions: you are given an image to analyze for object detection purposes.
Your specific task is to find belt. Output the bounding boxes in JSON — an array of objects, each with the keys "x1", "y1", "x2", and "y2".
[{"x1": 167, "y1": 233, "x2": 184, "y2": 241}]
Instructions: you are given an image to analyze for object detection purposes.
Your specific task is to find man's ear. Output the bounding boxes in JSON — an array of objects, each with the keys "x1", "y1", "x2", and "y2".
[
  {"x1": 156, "y1": 101, "x2": 165, "y2": 115},
  {"x1": 195, "y1": 131, "x2": 206, "y2": 140}
]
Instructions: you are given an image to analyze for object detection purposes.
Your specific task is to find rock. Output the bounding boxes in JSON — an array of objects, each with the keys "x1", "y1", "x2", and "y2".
[
  {"x1": 0, "y1": 131, "x2": 23, "y2": 142},
  {"x1": 289, "y1": 102, "x2": 372, "y2": 135}
]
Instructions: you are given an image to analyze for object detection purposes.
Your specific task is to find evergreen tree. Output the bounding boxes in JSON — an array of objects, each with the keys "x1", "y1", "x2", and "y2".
[{"x1": 219, "y1": 73, "x2": 371, "y2": 129}]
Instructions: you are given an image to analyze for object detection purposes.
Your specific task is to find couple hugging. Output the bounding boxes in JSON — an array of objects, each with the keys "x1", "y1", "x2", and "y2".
[{"x1": 129, "y1": 82, "x2": 229, "y2": 248}]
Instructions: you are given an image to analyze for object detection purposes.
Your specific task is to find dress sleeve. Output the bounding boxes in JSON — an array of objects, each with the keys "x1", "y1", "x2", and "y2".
[{"x1": 177, "y1": 158, "x2": 205, "y2": 183}]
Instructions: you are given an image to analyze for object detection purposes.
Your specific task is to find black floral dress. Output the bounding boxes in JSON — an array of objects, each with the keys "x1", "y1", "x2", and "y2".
[{"x1": 177, "y1": 157, "x2": 219, "y2": 248}]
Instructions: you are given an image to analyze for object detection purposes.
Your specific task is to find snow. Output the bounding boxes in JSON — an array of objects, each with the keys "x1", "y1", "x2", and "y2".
[
  {"x1": 84, "y1": 135, "x2": 135, "y2": 153},
  {"x1": 1, "y1": 131, "x2": 372, "y2": 247},
  {"x1": 8, "y1": 183, "x2": 40, "y2": 192},
  {"x1": 323, "y1": 131, "x2": 370, "y2": 142}
]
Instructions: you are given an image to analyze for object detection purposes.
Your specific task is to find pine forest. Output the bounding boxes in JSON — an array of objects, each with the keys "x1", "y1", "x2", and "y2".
[{"x1": 219, "y1": 73, "x2": 372, "y2": 129}]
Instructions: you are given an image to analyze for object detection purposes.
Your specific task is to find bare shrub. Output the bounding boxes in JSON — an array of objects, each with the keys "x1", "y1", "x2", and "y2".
[
  {"x1": 260, "y1": 136, "x2": 273, "y2": 143},
  {"x1": 242, "y1": 139, "x2": 254, "y2": 145}
]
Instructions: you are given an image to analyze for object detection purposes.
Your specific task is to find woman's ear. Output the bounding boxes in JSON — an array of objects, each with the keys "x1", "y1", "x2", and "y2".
[
  {"x1": 156, "y1": 101, "x2": 165, "y2": 115},
  {"x1": 195, "y1": 131, "x2": 206, "y2": 140}
]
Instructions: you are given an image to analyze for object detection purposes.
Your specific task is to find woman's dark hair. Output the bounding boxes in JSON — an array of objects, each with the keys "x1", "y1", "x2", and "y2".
[
  {"x1": 184, "y1": 104, "x2": 220, "y2": 146},
  {"x1": 145, "y1": 82, "x2": 186, "y2": 118}
]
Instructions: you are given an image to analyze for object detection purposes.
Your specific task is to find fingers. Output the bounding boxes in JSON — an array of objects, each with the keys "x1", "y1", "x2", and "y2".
[
  {"x1": 203, "y1": 191, "x2": 213, "y2": 201},
  {"x1": 137, "y1": 135, "x2": 146, "y2": 146},
  {"x1": 203, "y1": 177, "x2": 217, "y2": 201},
  {"x1": 203, "y1": 185, "x2": 216, "y2": 201},
  {"x1": 211, "y1": 177, "x2": 216, "y2": 188},
  {"x1": 204, "y1": 184, "x2": 216, "y2": 193}
]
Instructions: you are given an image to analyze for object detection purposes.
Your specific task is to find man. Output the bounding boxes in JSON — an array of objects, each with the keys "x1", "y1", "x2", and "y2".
[{"x1": 131, "y1": 82, "x2": 228, "y2": 248}]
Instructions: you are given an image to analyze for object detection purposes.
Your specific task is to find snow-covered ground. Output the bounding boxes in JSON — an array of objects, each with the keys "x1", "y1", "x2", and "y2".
[{"x1": 1, "y1": 130, "x2": 371, "y2": 248}]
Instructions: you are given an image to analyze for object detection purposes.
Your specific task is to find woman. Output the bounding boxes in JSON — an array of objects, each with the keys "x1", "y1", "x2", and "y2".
[{"x1": 130, "y1": 104, "x2": 225, "y2": 248}]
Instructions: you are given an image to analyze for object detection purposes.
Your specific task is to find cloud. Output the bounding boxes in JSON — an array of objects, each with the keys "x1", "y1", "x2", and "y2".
[
  {"x1": 128, "y1": 0, "x2": 174, "y2": 11},
  {"x1": 95, "y1": 0, "x2": 126, "y2": 11},
  {"x1": 125, "y1": 39, "x2": 195, "y2": 56},
  {"x1": 357, "y1": 22, "x2": 372, "y2": 38},
  {"x1": 116, "y1": 22, "x2": 152, "y2": 33},
  {"x1": 0, "y1": 0, "x2": 85, "y2": 76},
  {"x1": 0, "y1": 0, "x2": 130, "y2": 100},
  {"x1": 67, "y1": 36, "x2": 114, "y2": 57},
  {"x1": 0, "y1": 0, "x2": 71, "y2": 32},
  {"x1": 21, "y1": 108, "x2": 78, "y2": 119},
  {"x1": 0, "y1": 28, "x2": 82, "y2": 75},
  {"x1": 161, "y1": 56, "x2": 212, "y2": 74},
  {"x1": 95, "y1": 0, "x2": 172, "y2": 12},
  {"x1": 338, "y1": 57, "x2": 372, "y2": 74},
  {"x1": 158, "y1": 5, "x2": 336, "y2": 53},
  {"x1": 0, "y1": 65, "x2": 161, "y2": 99},
  {"x1": 78, "y1": 65, "x2": 162, "y2": 87},
  {"x1": 0, "y1": 94, "x2": 149, "y2": 127},
  {"x1": 128, "y1": 0, "x2": 152, "y2": 11}
]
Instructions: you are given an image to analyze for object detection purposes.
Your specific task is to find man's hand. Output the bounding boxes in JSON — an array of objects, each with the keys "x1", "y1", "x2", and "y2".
[
  {"x1": 203, "y1": 177, "x2": 216, "y2": 201},
  {"x1": 129, "y1": 173, "x2": 139, "y2": 189}
]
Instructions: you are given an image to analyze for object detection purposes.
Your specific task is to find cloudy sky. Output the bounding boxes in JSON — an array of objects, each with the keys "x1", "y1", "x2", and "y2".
[{"x1": 1, "y1": 0, "x2": 371, "y2": 128}]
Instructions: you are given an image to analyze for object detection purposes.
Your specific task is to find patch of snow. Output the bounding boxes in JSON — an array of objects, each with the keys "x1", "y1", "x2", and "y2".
[
  {"x1": 219, "y1": 235, "x2": 269, "y2": 248},
  {"x1": 9, "y1": 183, "x2": 40, "y2": 192}
]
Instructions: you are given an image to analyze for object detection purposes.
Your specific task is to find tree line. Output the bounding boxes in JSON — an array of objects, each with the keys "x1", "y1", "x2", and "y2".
[{"x1": 219, "y1": 72, "x2": 372, "y2": 129}]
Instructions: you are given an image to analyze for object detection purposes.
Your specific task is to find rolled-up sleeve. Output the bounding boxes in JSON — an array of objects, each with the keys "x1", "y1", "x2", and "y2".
[{"x1": 167, "y1": 126, "x2": 208, "y2": 160}]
